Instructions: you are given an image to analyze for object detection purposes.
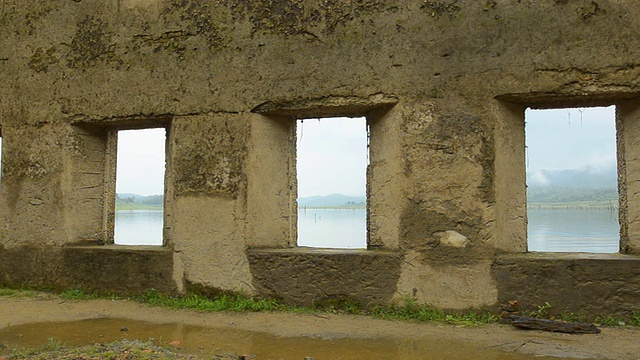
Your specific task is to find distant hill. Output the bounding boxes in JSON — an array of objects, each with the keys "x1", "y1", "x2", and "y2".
[
  {"x1": 527, "y1": 186, "x2": 617, "y2": 204},
  {"x1": 528, "y1": 167, "x2": 616, "y2": 188},
  {"x1": 527, "y1": 167, "x2": 618, "y2": 204},
  {"x1": 116, "y1": 193, "x2": 163, "y2": 206},
  {"x1": 298, "y1": 194, "x2": 366, "y2": 207}
]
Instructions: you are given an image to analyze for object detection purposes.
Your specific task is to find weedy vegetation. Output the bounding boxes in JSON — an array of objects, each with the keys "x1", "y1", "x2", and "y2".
[{"x1": 3, "y1": 287, "x2": 640, "y2": 328}]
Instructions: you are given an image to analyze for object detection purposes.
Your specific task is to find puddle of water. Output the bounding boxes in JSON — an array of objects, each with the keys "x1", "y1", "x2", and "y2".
[{"x1": 0, "y1": 318, "x2": 568, "y2": 360}]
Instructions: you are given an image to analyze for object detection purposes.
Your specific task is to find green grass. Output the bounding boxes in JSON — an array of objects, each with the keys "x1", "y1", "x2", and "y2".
[
  {"x1": 0, "y1": 288, "x2": 19, "y2": 297},
  {"x1": 0, "y1": 288, "x2": 40, "y2": 298},
  {"x1": 3, "y1": 339, "x2": 198, "y2": 360},
  {"x1": 523, "y1": 301, "x2": 640, "y2": 327},
  {"x1": 136, "y1": 289, "x2": 285, "y2": 313},
  {"x1": 4, "y1": 338, "x2": 66, "y2": 359},
  {"x1": 369, "y1": 297, "x2": 497, "y2": 326},
  {"x1": 60, "y1": 289, "x2": 104, "y2": 300},
  {"x1": 136, "y1": 291, "x2": 497, "y2": 326},
  {"x1": 5, "y1": 287, "x2": 640, "y2": 328}
]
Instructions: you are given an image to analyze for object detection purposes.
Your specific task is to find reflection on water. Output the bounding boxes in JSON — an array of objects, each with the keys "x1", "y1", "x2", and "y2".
[
  {"x1": 298, "y1": 208, "x2": 366, "y2": 249},
  {"x1": 0, "y1": 318, "x2": 564, "y2": 360},
  {"x1": 115, "y1": 210, "x2": 163, "y2": 246},
  {"x1": 527, "y1": 207, "x2": 619, "y2": 253}
]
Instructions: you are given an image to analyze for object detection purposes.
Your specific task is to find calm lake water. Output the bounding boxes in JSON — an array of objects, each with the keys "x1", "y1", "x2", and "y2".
[
  {"x1": 115, "y1": 208, "x2": 621, "y2": 253},
  {"x1": 297, "y1": 208, "x2": 367, "y2": 248},
  {"x1": 527, "y1": 207, "x2": 619, "y2": 253},
  {"x1": 114, "y1": 210, "x2": 163, "y2": 245}
]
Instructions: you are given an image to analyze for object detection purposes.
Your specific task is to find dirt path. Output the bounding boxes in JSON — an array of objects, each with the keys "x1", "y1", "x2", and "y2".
[{"x1": 1, "y1": 295, "x2": 639, "y2": 359}]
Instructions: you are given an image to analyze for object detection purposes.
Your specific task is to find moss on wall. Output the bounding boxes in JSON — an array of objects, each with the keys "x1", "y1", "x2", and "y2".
[{"x1": 67, "y1": 15, "x2": 118, "y2": 69}]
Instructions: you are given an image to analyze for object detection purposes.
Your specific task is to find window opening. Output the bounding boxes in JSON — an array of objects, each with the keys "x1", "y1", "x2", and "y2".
[
  {"x1": 296, "y1": 117, "x2": 367, "y2": 249},
  {"x1": 525, "y1": 106, "x2": 619, "y2": 253},
  {"x1": 114, "y1": 128, "x2": 166, "y2": 246}
]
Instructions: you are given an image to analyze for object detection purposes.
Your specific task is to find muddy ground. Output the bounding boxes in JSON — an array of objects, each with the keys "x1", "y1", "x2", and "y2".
[{"x1": 0, "y1": 295, "x2": 639, "y2": 359}]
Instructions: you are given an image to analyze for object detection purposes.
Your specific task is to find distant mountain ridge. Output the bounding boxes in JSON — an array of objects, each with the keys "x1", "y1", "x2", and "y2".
[
  {"x1": 528, "y1": 167, "x2": 616, "y2": 188},
  {"x1": 298, "y1": 194, "x2": 365, "y2": 207},
  {"x1": 527, "y1": 166, "x2": 618, "y2": 203},
  {"x1": 116, "y1": 193, "x2": 163, "y2": 205}
]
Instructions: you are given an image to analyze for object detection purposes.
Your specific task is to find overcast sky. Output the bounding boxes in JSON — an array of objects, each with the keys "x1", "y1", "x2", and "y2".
[
  {"x1": 115, "y1": 107, "x2": 616, "y2": 196},
  {"x1": 296, "y1": 117, "x2": 368, "y2": 198},
  {"x1": 116, "y1": 128, "x2": 167, "y2": 196},
  {"x1": 525, "y1": 106, "x2": 616, "y2": 186}
]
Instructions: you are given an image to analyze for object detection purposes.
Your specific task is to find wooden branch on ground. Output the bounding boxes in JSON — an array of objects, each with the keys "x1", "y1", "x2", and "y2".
[{"x1": 508, "y1": 315, "x2": 601, "y2": 334}]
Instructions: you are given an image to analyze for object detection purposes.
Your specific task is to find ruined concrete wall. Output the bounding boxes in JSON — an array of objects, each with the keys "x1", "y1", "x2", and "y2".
[{"x1": 1, "y1": 0, "x2": 640, "y2": 312}]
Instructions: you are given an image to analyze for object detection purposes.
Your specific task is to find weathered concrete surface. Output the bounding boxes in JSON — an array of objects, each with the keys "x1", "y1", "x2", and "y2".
[
  {"x1": 395, "y1": 251, "x2": 497, "y2": 309},
  {"x1": 247, "y1": 249, "x2": 401, "y2": 307},
  {"x1": 493, "y1": 253, "x2": 640, "y2": 316},
  {"x1": 0, "y1": 0, "x2": 640, "y2": 312},
  {"x1": 0, "y1": 245, "x2": 176, "y2": 295}
]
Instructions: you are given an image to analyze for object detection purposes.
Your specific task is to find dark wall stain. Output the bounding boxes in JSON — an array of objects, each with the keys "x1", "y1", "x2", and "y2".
[
  {"x1": 420, "y1": 0, "x2": 461, "y2": 19},
  {"x1": 28, "y1": 45, "x2": 59, "y2": 72},
  {"x1": 67, "y1": 15, "x2": 117, "y2": 68},
  {"x1": 163, "y1": 0, "x2": 227, "y2": 49},
  {"x1": 173, "y1": 117, "x2": 247, "y2": 198},
  {"x1": 320, "y1": 0, "x2": 390, "y2": 34},
  {"x1": 579, "y1": 1, "x2": 606, "y2": 23},
  {"x1": 227, "y1": 0, "x2": 320, "y2": 36},
  {"x1": 133, "y1": 31, "x2": 193, "y2": 58}
]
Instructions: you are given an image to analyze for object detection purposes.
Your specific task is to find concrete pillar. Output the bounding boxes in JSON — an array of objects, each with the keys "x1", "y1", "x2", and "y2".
[
  {"x1": 368, "y1": 106, "x2": 404, "y2": 250},
  {"x1": 617, "y1": 100, "x2": 640, "y2": 254},
  {"x1": 169, "y1": 113, "x2": 253, "y2": 293},
  {"x1": 493, "y1": 101, "x2": 527, "y2": 253},
  {"x1": 245, "y1": 114, "x2": 296, "y2": 248}
]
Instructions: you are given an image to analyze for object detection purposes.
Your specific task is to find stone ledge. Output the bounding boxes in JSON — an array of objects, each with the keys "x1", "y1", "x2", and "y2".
[
  {"x1": 248, "y1": 247, "x2": 390, "y2": 255},
  {"x1": 496, "y1": 252, "x2": 640, "y2": 261},
  {"x1": 64, "y1": 244, "x2": 171, "y2": 253},
  {"x1": 492, "y1": 253, "x2": 640, "y2": 316},
  {"x1": 247, "y1": 248, "x2": 402, "y2": 307}
]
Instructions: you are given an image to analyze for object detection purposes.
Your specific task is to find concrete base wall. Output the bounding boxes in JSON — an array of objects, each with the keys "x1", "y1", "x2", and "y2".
[
  {"x1": 0, "y1": 245, "x2": 176, "y2": 295},
  {"x1": 247, "y1": 249, "x2": 402, "y2": 308},
  {"x1": 493, "y1": 254, "x2": 640, "y2": 316}
]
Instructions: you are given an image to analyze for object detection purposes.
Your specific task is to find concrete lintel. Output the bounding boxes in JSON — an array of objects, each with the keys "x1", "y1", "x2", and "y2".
[
  {"x1": 495, "y1": 92, "x2": 640, "y2": 109},
  {"x1": 251, "y1": 93, "x2": 398, "y2": 118},
  {"x1": 71, "y1": 114, "x2": 173, "y2": 130}
]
